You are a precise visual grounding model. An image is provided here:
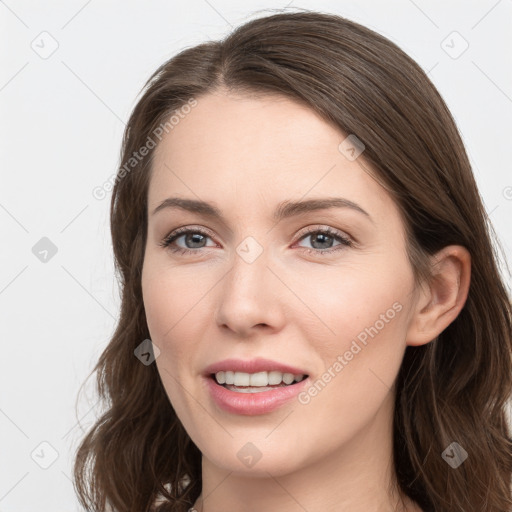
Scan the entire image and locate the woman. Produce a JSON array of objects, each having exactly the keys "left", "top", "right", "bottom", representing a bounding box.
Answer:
[{"left": 73, "top": 10, "right": 512, "bottom": 512}]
